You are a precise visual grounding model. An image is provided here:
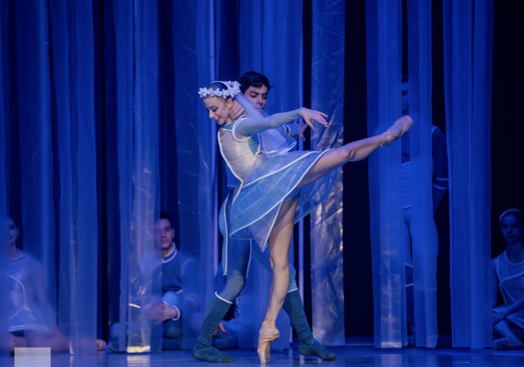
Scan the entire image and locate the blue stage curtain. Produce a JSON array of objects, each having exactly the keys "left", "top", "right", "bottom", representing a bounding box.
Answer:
[
  {"left": 1, "top": 0, "right": 100, "bottom": 353},
  {"left": 443, "top": 0, "right": 493, "bottom": 348},
  {"left": 112, "top": 0, "right": 162, "bottom": 353},
  {"left": 310, "top": 0, "right": 345, "bottom": 346},
  {"left": 48, "top": 0, "right": 99, "bottom": 354},
  {"left": 15, "top": 0, "right": 57, "bottom": 312},
  {"left": 133, "top": 0, "right": 162, "bottom": 352},
  {"left": 172, "top": 0, "right": 218, "bottom": 350},
  {"left": 235, "top": 0, "right": 303, "bottom": 350},
  {"left": 0, "top": 0, "right": 8, "bottom": 351},
  {"left": 406, "top": 0, "right": 439, "bottom": 348},
  {"left": 366, "top": 0, "right": 405, "bottom": 348},
  {"left": 112, "top": 0, "right": 134, "bottom": 352}
]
